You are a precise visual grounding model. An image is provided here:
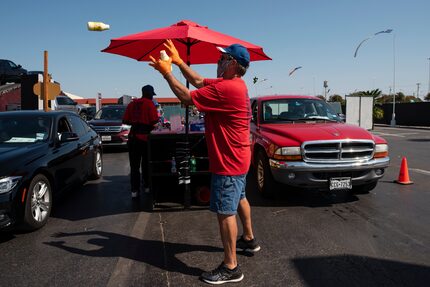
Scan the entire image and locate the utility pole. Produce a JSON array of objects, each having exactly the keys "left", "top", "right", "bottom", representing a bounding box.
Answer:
[
  {"left": 427, "top": 58, "right": 430, "bottom": 96},
  {"left": 323, "top": 80, "right": 328, "bottom": 100},
  {"left": 416, "top": 83, "right": 421, "bottom": 100}
]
